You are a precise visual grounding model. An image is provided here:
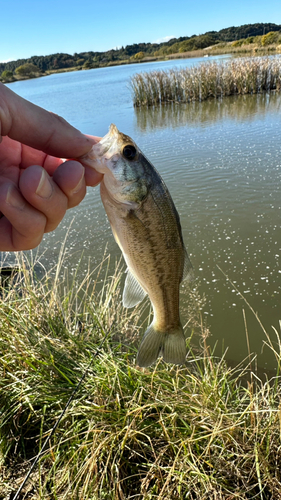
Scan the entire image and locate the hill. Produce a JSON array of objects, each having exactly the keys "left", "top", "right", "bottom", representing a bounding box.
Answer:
[{"left": 1, "top": 23, "right": 281, "bottom": 80}]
